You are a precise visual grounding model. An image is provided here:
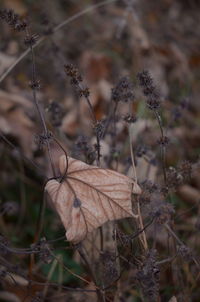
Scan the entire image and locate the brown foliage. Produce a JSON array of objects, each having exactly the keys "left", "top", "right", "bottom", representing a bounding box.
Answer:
[{"left": 45, "top": 155, "right": 141, "bottom": 243}]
